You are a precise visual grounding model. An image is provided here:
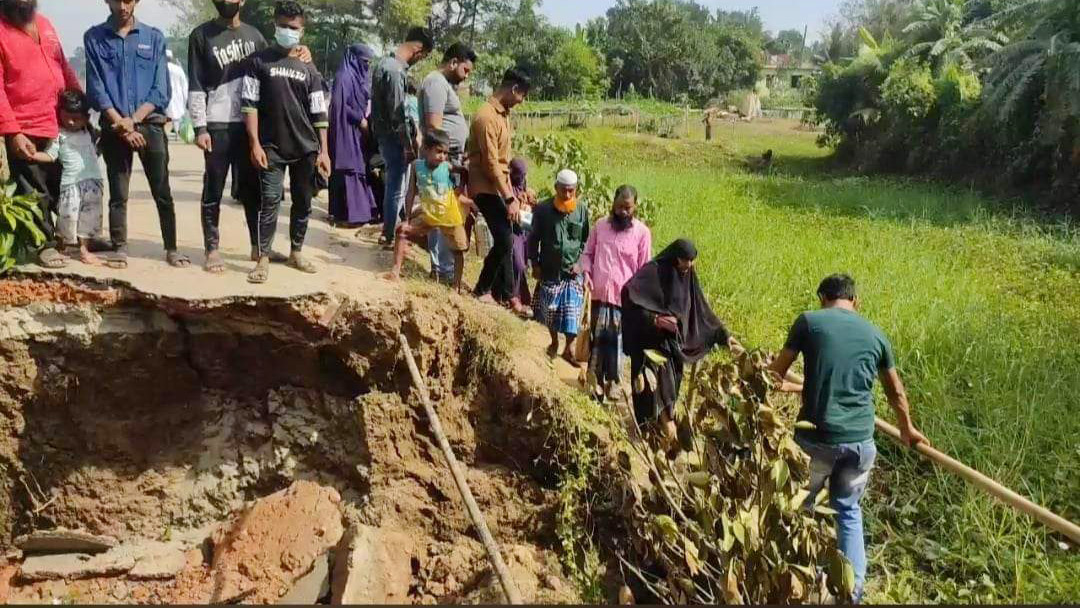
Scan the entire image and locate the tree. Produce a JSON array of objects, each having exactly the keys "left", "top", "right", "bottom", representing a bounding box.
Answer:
[
  {"left": 604, "top": 0, "right": 763, "bottom": 104},
  {"left": 902, "top": 0, "right": 1005, "bottom": 72},
  {"left": 767, "top": 29, "right": 807, "bottom": 58},
  {"left": 813, "top": 21, "right": 860, "bottom": 64},
  {"left": 984, "top": 0, "right": 1080, "bottom": 139},
  {"left": 481, "top": 0, "right": 573, "bottom": 98},
  {"left": 550, "top": 35, "right": 609, "bottom": 99},
  {"left": 839, "top": 0, "right": 916, "bottom": 44}
]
